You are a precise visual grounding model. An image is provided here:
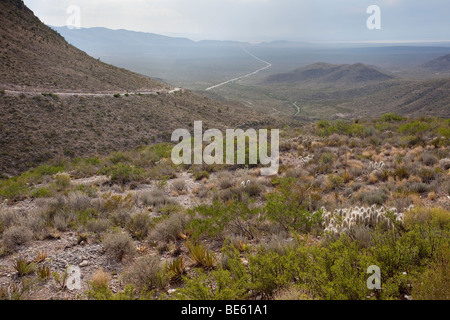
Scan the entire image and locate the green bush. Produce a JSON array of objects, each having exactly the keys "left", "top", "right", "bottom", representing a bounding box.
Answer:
[
  {"left": 187, "top": 201, "right": 259, "bottom": 240},
  {"left": 175, "top": 269, "right": 249, "bottom": 300},
  {"left": 264, "top": 179, "right": 322, "bottom": 233}
]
